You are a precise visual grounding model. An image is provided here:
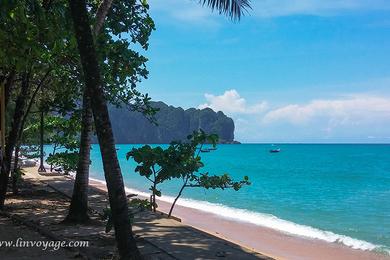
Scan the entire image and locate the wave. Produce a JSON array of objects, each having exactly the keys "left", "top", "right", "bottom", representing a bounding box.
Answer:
[{"left": 89, "top": 176, "right": 389, "bottom": 255}]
